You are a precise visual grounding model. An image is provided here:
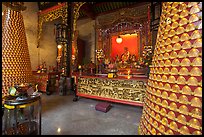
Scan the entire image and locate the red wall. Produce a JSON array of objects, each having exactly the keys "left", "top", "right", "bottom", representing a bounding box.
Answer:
[{"left": 111, "top": 34, "right": 139, "bottom": 60}]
